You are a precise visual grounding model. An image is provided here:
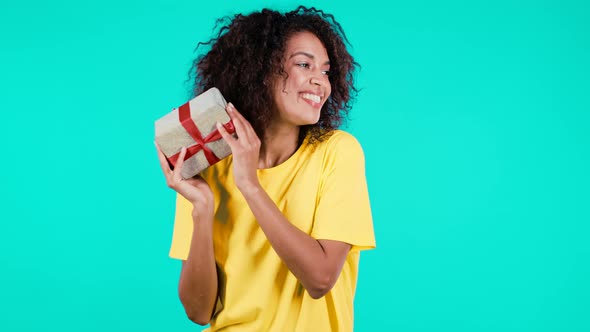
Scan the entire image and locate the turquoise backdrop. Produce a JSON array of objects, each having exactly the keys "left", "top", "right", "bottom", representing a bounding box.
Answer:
[{"left": 1, "top": 0, "right": 588, "bottom": 331}]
